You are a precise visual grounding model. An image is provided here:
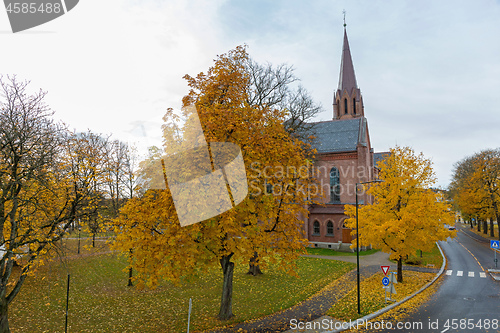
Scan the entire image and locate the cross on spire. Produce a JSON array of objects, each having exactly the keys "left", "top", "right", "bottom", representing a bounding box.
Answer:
[{"left": 343, "top": 9, "right": 346, "bottom": 27}]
